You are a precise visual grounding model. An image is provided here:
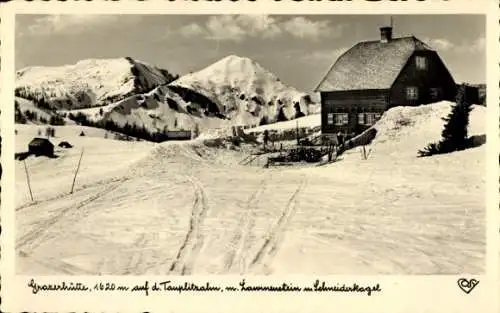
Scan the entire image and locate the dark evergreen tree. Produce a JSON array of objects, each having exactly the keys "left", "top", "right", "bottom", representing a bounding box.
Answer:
[
  {"left": 439, "top": 84, "right": 473, "bottom": 152},
  {"left": 276, "top": 107, "right": 288, "bottom": 122},
  {"left": 418, "top": 84, "right": 474, "bottom": 157},
  {"left": 36, "top": 97, "right": 50, "bottom": 110},
  {"left": 45, "top": 126, "right": 53, "bottom": 137},
  {"left": 15, "top": 111, "right": 27, "bottom": 124},
  {"left": 23, "top": 110, "right": 33, "bottom": 121},
  {"left": 295, "top": 111, "right": 305, "bottom": 119},
  {"left": 259, "top": 116, "right": 269, "bottom": 126},
  {"left": 124, "top": 122, "right": 132, "bottom": 134},
  {"left": 49, "top": 115, "right": 65, "bottom": 126},
  {"left": 15, "top": 102, "right": 27, "bottom": 123}
]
